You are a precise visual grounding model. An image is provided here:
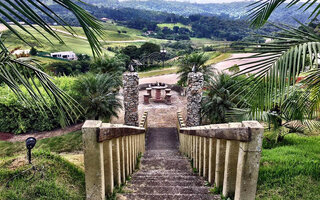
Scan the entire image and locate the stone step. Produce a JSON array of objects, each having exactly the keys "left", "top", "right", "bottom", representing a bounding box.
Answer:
[
  {"left": 125, "top": 186, "right": 211, "bottom": 194},
  {"left": 134, "top": 171, "right": 196, "bottom": 176},
  {"left": 117, "top": 193, "right": 220, "bottom": 200},
  {"left": 131, "top": 175, "right": 201, "bottom": 181},
  {"left": 128, "top": 180, "right": 205, "bottom": 187}
]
